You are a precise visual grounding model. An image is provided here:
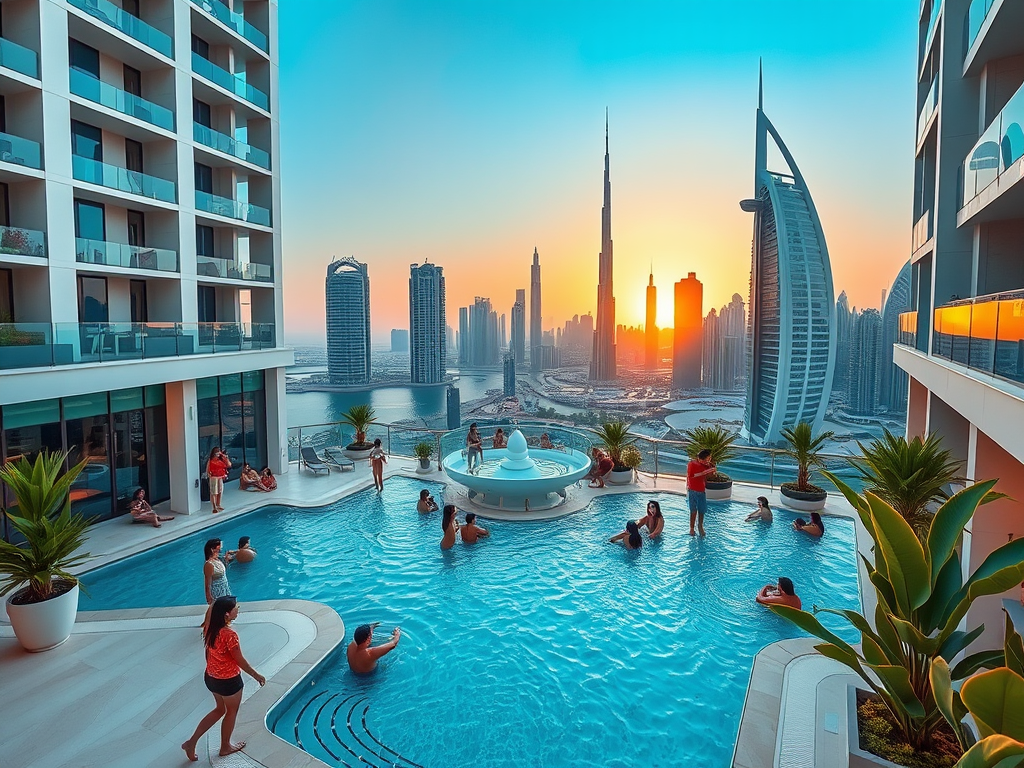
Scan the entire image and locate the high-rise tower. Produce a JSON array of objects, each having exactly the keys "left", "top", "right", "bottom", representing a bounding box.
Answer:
[
  {"left": 409, "top": 262, "right": 446, "bottom": 384},
  {"left": 511, "top": 288, "right": 526, "bottom": 368},
  {"left": 739, "top": 65, "right": 836, "bottom": 445},
  {"left": 847, "top": 308, "right": 883, "bottom": 416},
  {"left": 590, "top": 114, "right": 617, "bottom": 380},
  {"left": 672, "top": 272, "right": 703, "bottom": 390},
  {"left": 878, "top": 260, "right": 911, "bottom": 414},
  {"left": 326, "top": 257, "right": 370, "bottom": 385},
  {"left": 645, "top": 270, "right": 658, "bottom": 369},
  {"left": 530, "top": 248, "right": 542, "bottom": 371}
]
